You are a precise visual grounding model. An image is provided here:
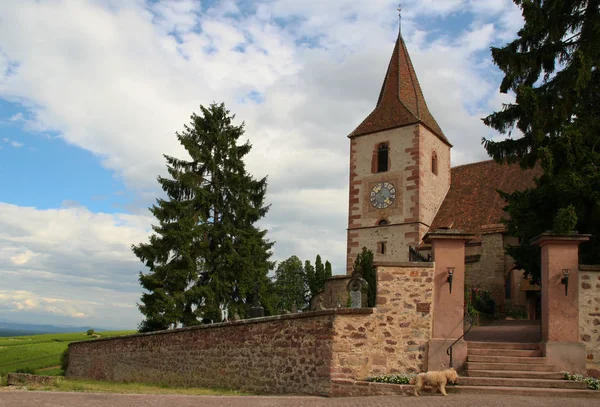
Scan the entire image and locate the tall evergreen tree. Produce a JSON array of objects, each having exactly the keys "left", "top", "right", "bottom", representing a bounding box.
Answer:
[
  {"left": 133, "top": 103, "right": 274, "bottom": 331},
  {"left": 315, "top": 255, "right": 325, "bottom": 292},
  {"left": 273, "top": 255, "right": 308, "bottom": 312},
  {"left": 353, "top": 247, "right": 376, "bottom": 307},
  {"left": 324, "top": 260, "right": 333, "bottom": 281},
  {"left": 304, "top": 260, "right": 317, "bottom": 298},
  {"left": 482, "top": 0, "right": 600, "bottom": 282}
]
